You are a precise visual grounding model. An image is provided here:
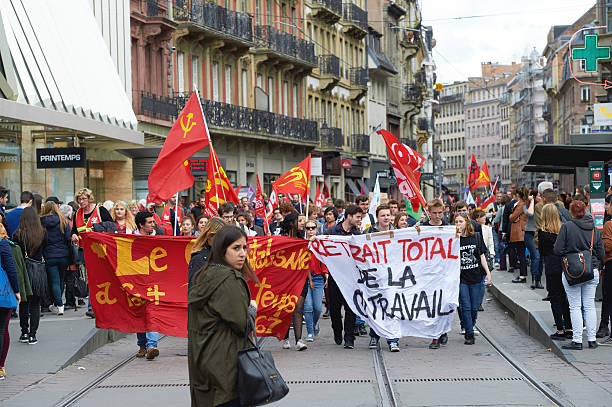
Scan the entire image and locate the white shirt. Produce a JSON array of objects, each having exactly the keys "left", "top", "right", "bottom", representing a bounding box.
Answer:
[{"left": 481, "top": 224, "right": 495, "bottom": 257}]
